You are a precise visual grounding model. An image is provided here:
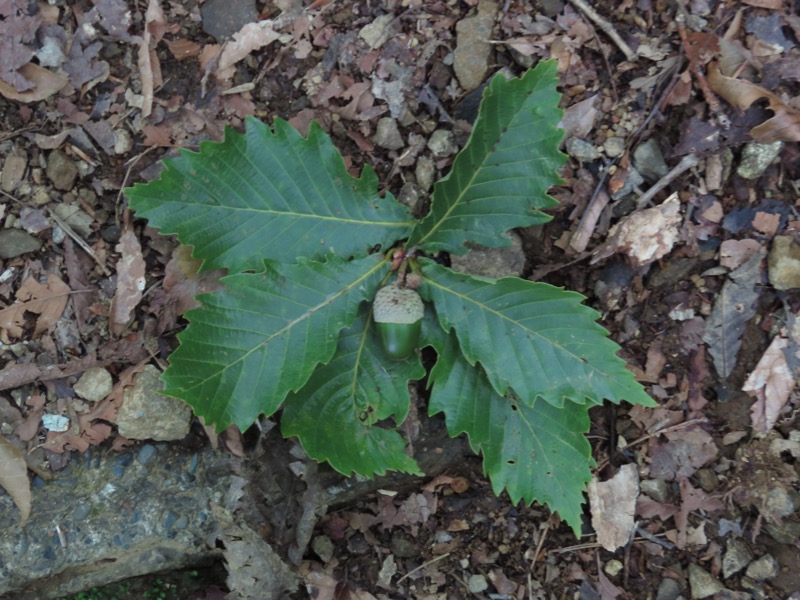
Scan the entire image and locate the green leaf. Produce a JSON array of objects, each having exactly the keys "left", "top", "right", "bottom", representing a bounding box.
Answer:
[
  {"left": 281, "top": 306, "right": 424, "bottom": 477},
  {"left": 162, "top": 254, "right": 387, "bottom": 431},
  {"left": 407, "top": 61, "right": 566, "bottom": 254},
  {"left": 428, "top": 332, "right": 592, "bottom": 536},
  {"left": 126, "top": 116, "right": 414, "bottom": 273},
  {"left": 420, "top": 261, "right": 655, "bottom": 409}
]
